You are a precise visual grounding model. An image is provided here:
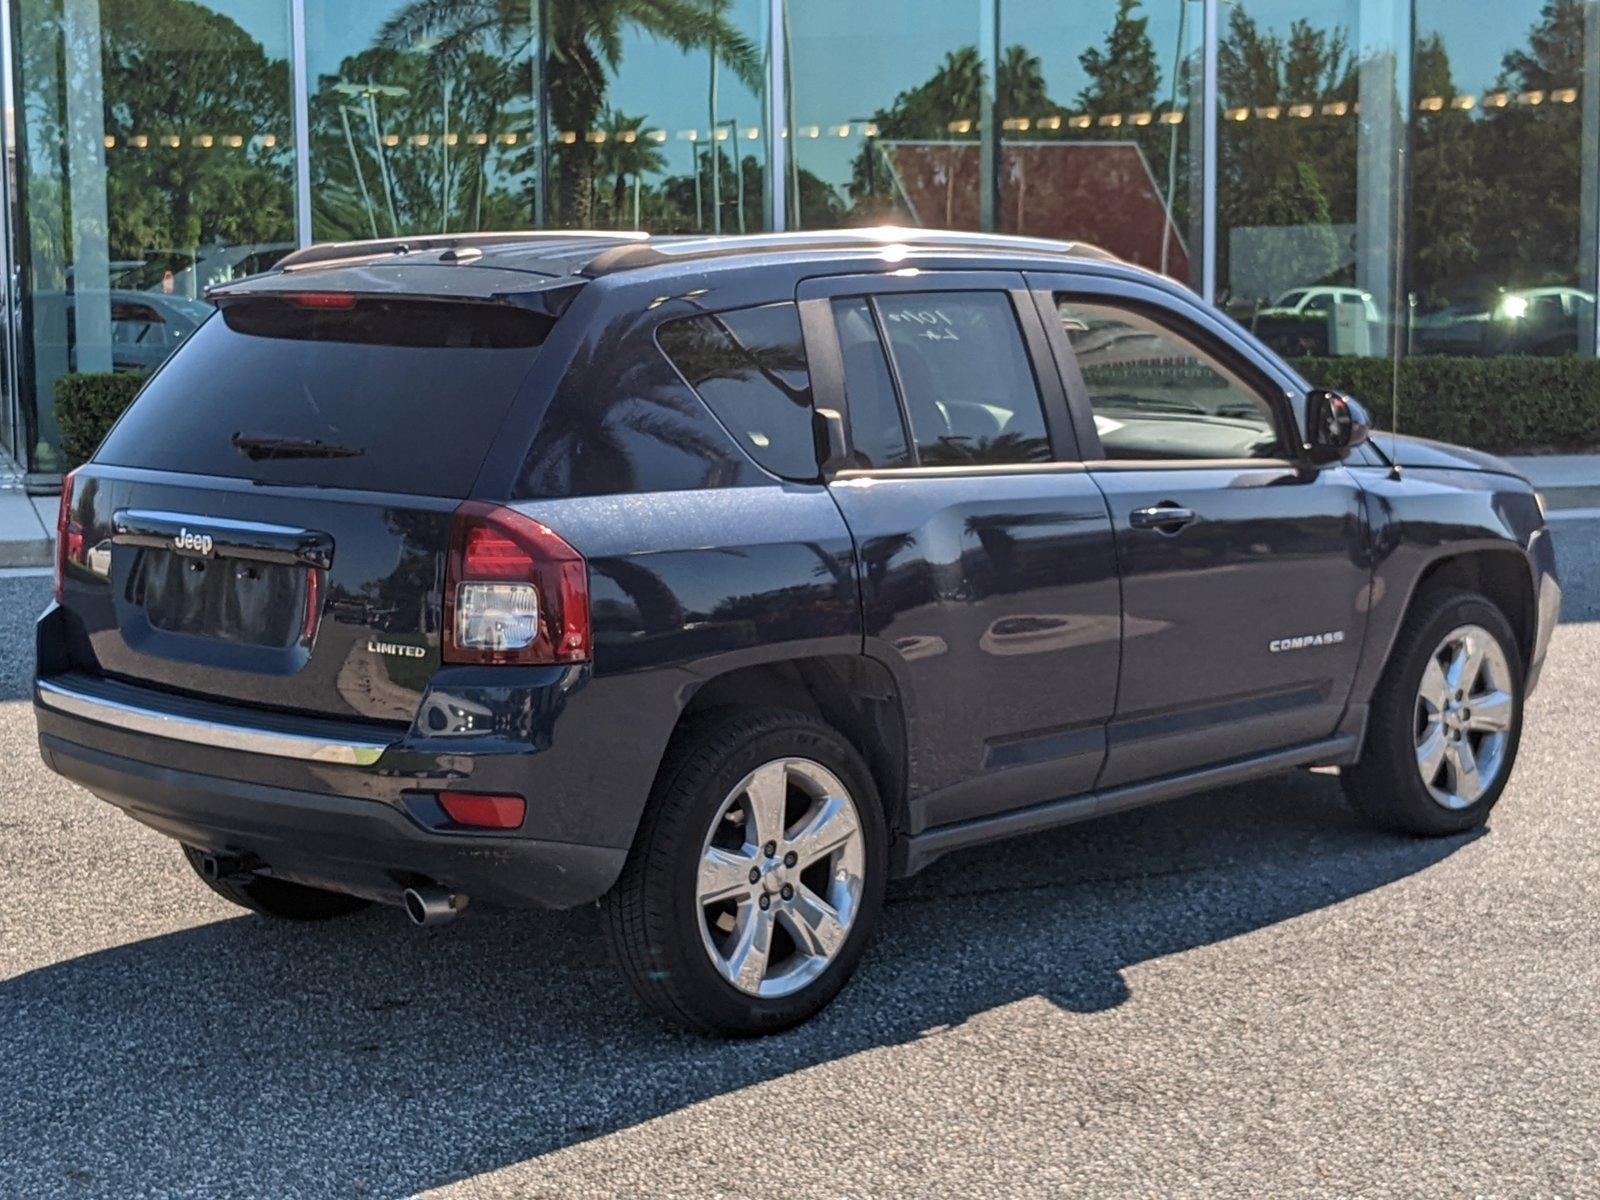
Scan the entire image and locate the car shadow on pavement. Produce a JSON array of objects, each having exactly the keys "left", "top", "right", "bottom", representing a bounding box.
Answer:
[{"left": 0, "top": 767, "right": 1475, "bottom": 1199}]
